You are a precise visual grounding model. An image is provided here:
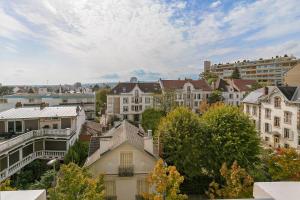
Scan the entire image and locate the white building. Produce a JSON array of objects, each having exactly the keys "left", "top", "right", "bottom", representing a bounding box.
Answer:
[
  {"left": 243, "top": 86, "right": 300, "bottom": 149},
  {"left": 159, "top": 79, "right": 212, "bottom": 113},
  {"left": 214, "top": 78, "right": 256, "bottom": 106},
  {"left": 0, "top": 190, "right": 46, "bottom": 200},
  {"left": 85, "top": 120, "right": 158, "bottom": 200},
  {"left": 107, "top": 80, "right": 161, "bottom": 122},
  {"left": 0, "top": 106, "right": 86, "bottom": 181}
]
